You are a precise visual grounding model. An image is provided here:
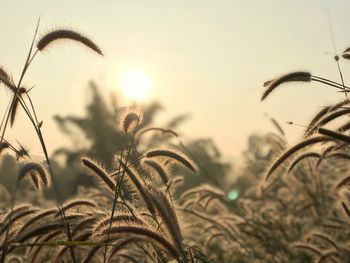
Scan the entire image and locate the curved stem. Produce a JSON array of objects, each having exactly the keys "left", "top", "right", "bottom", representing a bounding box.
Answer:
[
  {"left": 311, "top": 77, "right": 348, "bottom": 91},
  {"left": 312, "top": 75, "right": 350, "bottom": 89}
]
